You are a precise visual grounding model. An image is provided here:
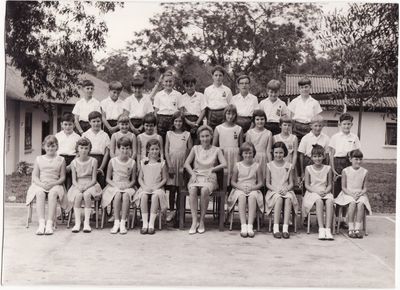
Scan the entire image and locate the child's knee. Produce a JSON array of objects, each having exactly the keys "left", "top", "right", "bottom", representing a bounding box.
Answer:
[
  {"left": 122, "top": 193, "right": 129, "bottom": 202},
  {"left": 189, "top": 187, "right": 198, "bottom": 197},
  {"left": 200, "top": 187, "right": 210, "bottom": 196},
  {"left": 36, "top": 191, "right": 46, "bottom": 200},
  {"left": 48, "top": 189, "right": 59, "bottom": 200},
  {"left": 238, "top": 194, "right": 246, "bottom": 203},
  {"left": 114, "top": 192, "right": 122, "bottom": 200},
  {"left": 315, "top": 199, "right": 323, "bottom": 206},
  {"left": 83, "top": 191, "right": 92, "bottom": 201},
  {"left": 357, "top": 202, "right": 365, "bottom": 209}
]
